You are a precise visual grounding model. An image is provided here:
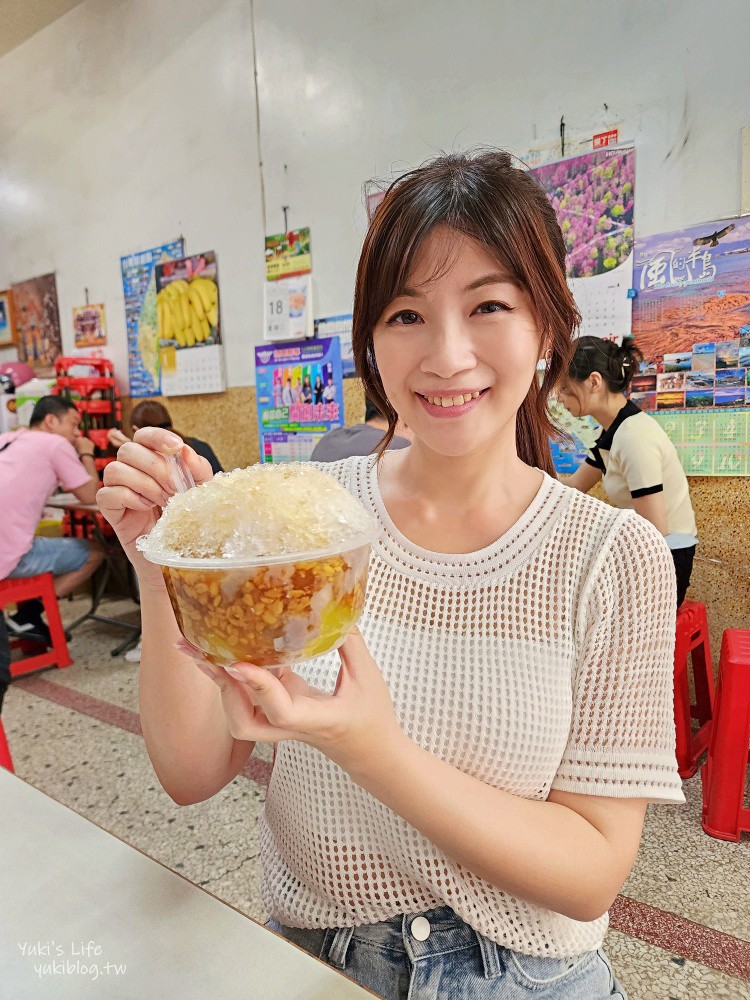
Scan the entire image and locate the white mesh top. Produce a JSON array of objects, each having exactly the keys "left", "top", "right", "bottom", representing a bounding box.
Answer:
[{"left": 260, "top": 455, "right": 684, "bottom": 958}]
